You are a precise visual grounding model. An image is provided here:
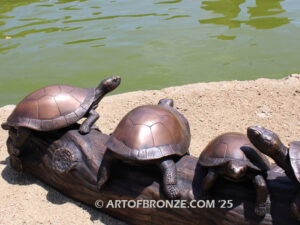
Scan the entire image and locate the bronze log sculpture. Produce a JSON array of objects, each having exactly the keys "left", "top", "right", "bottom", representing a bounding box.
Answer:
[
  {"left": 97, "top": 98, "right": 191, "bottom": 199},
  {"left": 198, "top": 132, "right": 271, "bottom": 216},
  {"left": 1, "top": 80, "right": 300, "bottom": 225},
  {"left": 247, "top": 126, "right": 300, "bottom": 220},
  {"left": 1, "top": 124, "right": 299, "bottom": 225}
]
